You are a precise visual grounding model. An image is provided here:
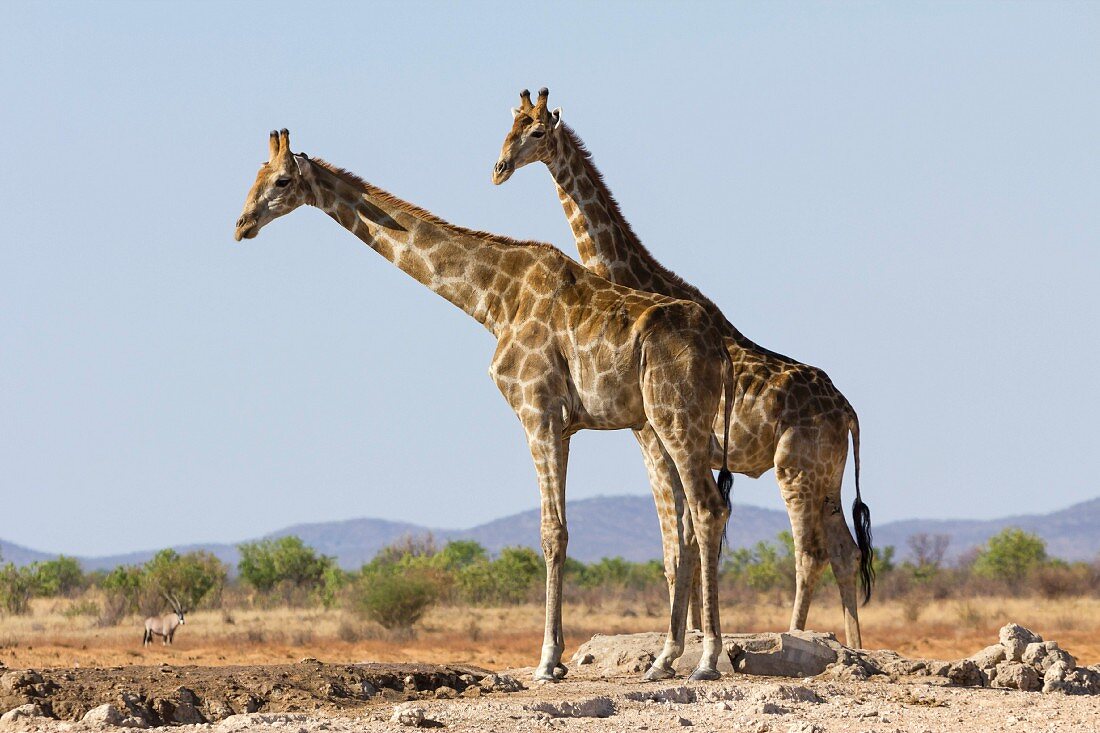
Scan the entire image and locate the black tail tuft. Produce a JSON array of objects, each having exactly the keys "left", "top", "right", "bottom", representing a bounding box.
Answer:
[
  {"left": 853, "top": 494, "right": 874, "bottom": 604},
  {"left": 849, "top": 409, "right": 874, "bottom": 605},
  {"left": 718, "top": 468, "right": 734, "bottom": 551}
]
